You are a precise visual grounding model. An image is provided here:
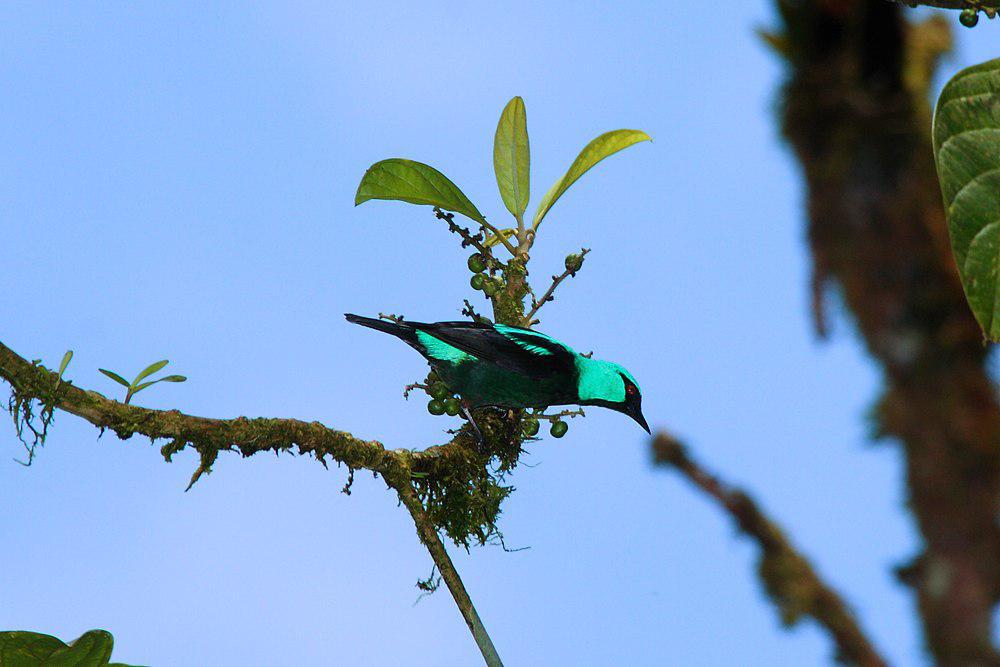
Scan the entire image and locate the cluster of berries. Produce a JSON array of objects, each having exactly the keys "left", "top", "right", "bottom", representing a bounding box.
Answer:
[
  {"left": 425, "top": 380, "right": 462, "bottom": 417},
  {"left": 423, "top": 376, "right": 569, "bottom": 439},
  {"left": 468, "top": 254, "right": 503, "bottom": 297}
]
